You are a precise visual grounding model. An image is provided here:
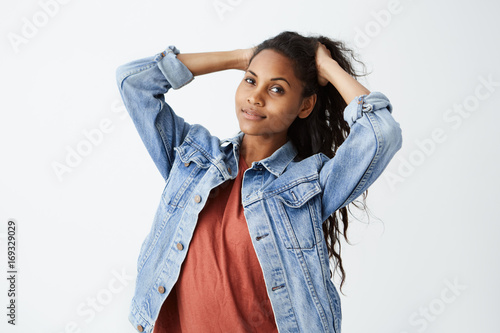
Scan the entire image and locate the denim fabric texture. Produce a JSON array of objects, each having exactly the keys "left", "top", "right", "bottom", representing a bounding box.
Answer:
[{"left": 116, "top": 45, "right": 403, "bottom": 333}]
